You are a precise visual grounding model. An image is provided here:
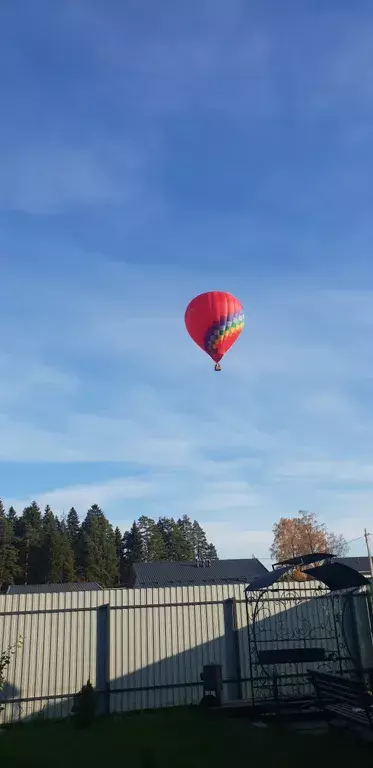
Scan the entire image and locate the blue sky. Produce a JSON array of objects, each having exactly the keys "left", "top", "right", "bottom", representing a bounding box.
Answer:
[{"left": 1, "top": 1, "right": 373, "bottom": 559}]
